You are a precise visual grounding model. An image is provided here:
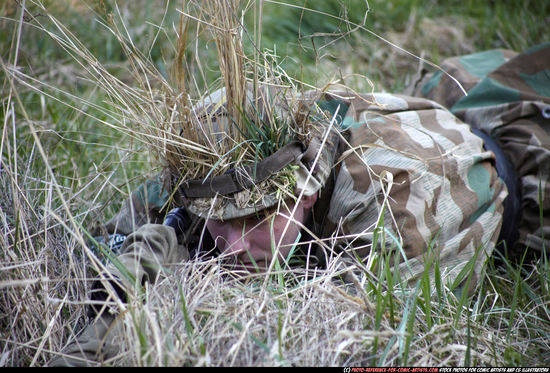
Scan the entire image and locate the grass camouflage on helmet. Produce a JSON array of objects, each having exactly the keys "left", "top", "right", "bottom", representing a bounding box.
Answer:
[
  {"left": 176, "top": 87, "right": 337, "bottom": 220},
  {"left": 163, "top": 1, "right": 337, "bottom": 220}
]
